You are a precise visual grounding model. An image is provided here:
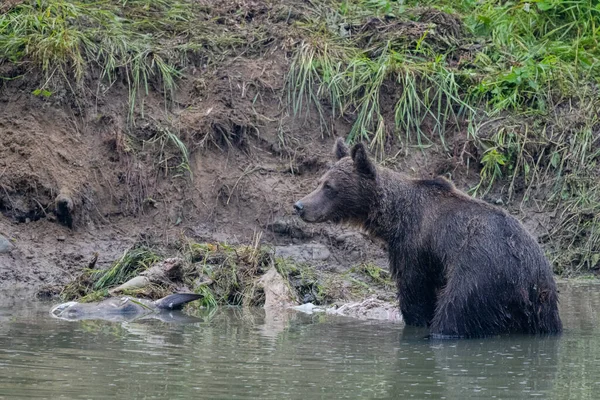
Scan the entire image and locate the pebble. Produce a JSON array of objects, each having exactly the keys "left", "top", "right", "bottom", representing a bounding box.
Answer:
[{"left": 0, "top": 235, "right": 14, "bottom": 254}]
